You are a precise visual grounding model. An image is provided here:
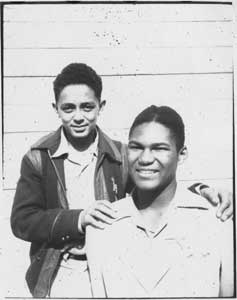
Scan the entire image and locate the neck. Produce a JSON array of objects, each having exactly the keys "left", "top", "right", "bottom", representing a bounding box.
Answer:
[
  {"left": 133, "top": 180, "right": 177, "bottom": 231},
  {"left": 64, "top": 128, "right": 97, "bottom": 151},
  {"left": 134, "top": 179, "right": 177, "bottom": 211}
]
